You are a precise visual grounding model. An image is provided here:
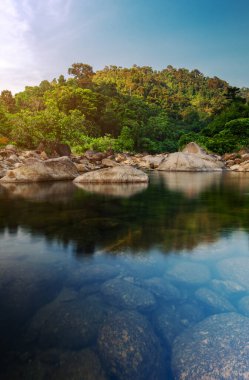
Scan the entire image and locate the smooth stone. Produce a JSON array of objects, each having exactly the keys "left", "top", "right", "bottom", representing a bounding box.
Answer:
[
  {"left": 74, "top": 165, "right": 149, "bottom": 183},
  {"left": 195, "top": 287, "right": 235, "bottom": 313},
  {"left": 153, "top": 302, "right": 204, "bottom": 347},
  {"left": 166, "top": 262, "right": 210, "bottom": 285},
  {"left": 158, "top": 152, "right": 224, "bottom": 172},
  {"left": 238, "top": 296, "right": 249, "bottom": 317},
  {"left": 0, "top": 157, "right": 78, "bottom": 183},
  {"left": 144, "top": 277, "right": 180, "bottom": 301},
  {"left": 50, "top": 349, "right": 108, "bottom": 380},
  {"left": 217, "top": 257, "right": 249, "bottom": 290},
  {"left": 210, "top": 279, "right": 246, "bottom": 295},
  {"left": 26, "top": 294, "right": 110, "bottom": 349},
  {"left": 2, "top": 349, "right": 107, "bottom": 380},
  {"left": 101, "top": 278, "right": 156, "bottom": 311},
  {"left": 172, "top": 312, "right": 249, "bottom": 379},
  {"left": 98, "top": 310, "right": 167, "bottom": 380},
  {"left": 0, "top": 262, "right": 63, "bottom": 346}
]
